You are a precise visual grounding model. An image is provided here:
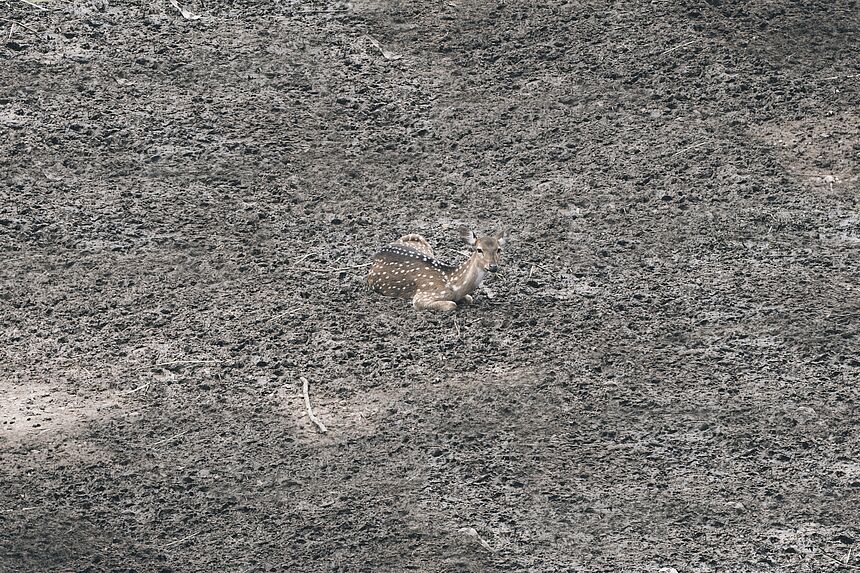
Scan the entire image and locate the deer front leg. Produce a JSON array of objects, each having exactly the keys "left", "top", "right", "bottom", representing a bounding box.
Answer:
[{"left": 413, "top": 295, "right": 457, "bottom": 312}]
